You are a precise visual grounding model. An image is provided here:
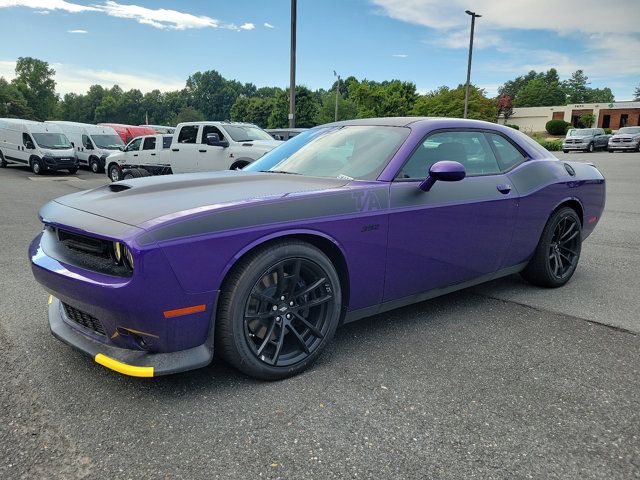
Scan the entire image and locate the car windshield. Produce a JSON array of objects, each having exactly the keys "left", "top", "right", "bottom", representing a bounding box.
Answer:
[
  {"left": 91, "top": 134, "right": 124, "bottom": 149},
  {"left": 567, "top": 129, "right": 594, "bottom": 137},
  {"left": 224, "top": 124, "right": 274, "bottom": 142},
  {"left": 618, "top": 127, "right": 640, "bottom": 135},
  {"left": 32, "top": 133, "right": 72, "bottom": 149},
  {"left": 248, "top": 125, "right": 409, "bottom": 180}
]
